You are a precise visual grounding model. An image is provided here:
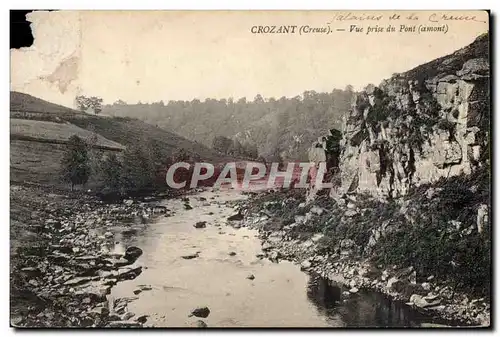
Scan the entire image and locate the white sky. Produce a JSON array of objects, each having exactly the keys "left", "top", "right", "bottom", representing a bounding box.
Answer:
[{"left": 10, "top": 10, "right": 489, "bottom": 108}]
